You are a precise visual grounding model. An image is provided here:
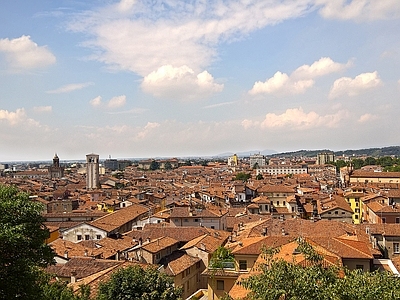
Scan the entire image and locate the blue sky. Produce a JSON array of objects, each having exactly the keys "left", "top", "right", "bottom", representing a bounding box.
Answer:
[{"left": 1, "top": 0, "right": 400, "bottom": 161}]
